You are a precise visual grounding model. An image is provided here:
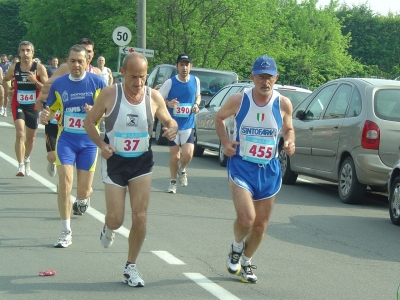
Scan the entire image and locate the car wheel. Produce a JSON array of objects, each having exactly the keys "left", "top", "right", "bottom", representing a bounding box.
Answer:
[
  {"left": 389, "top": 176, "right": 400, "bottom": 225},
  {"left": 218, "top": 142, "right": 228, "bottom": 167},
  {"left": 338, "top": 157, "right": 366, "bottom": 204},
  {"left": 155, "top": 120, "right": 168, "bottom": 145},
  {"left": 193, "top": 129, "right": 204, "bottom": 157},
  {"left": 278, "top": 143, "right": 297, "bottom": 185}
]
